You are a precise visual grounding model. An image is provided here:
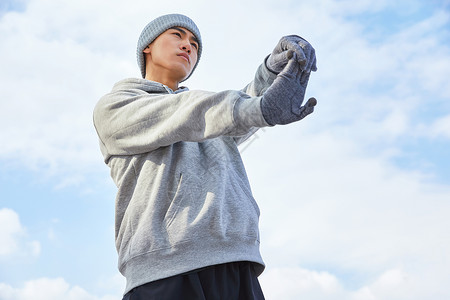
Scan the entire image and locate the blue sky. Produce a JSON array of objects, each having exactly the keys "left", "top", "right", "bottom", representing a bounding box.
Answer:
[{"left": 1, "top": 0, "right": 449, "bottom": 299}]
